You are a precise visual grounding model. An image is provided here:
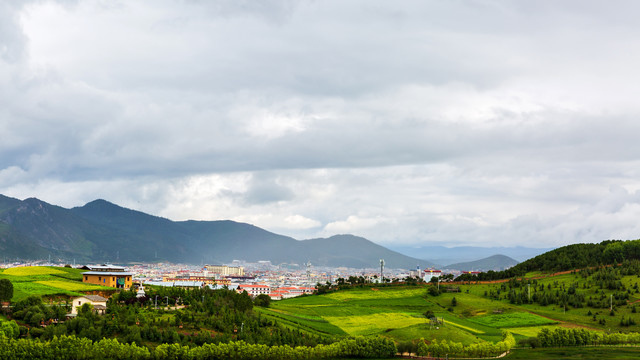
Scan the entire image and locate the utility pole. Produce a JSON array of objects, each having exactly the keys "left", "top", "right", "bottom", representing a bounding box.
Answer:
[
  {"left": 380, "top": 259, "right": 385, "bottom": 283},
  {"left": 610, "top": 294, "right": 613, "bottom": 312}
]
